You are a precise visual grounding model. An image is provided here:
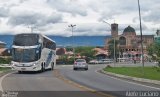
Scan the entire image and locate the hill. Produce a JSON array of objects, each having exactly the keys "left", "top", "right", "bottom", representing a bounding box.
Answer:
[{"left": 0, "top": 35, "right": 110, "bottom": 48}]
